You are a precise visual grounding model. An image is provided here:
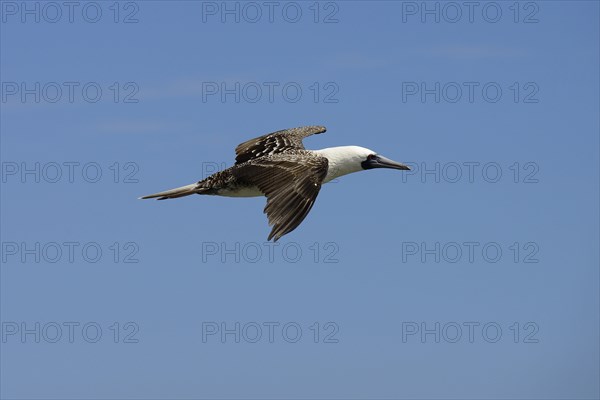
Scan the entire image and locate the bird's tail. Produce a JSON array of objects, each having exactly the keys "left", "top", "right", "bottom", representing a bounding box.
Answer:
[{"left": 139, "top": 183, "right": 201, "bottom": 200}]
